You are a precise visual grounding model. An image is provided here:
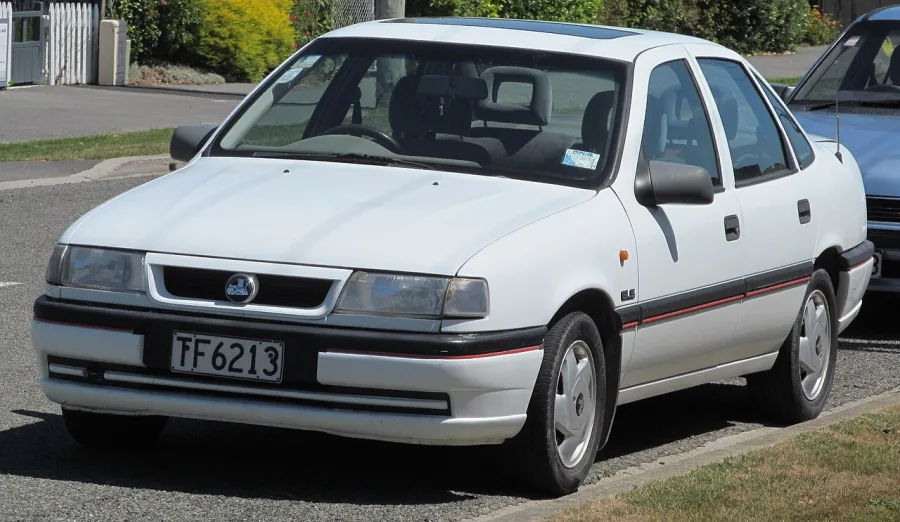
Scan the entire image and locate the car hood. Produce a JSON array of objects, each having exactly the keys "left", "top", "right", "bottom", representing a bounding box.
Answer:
[
  {"left": 792, "top": 110, "right": 900, "bottom": 198},
  {"left": 62, "top": 157, "right": 595, "bottom": 275}
]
